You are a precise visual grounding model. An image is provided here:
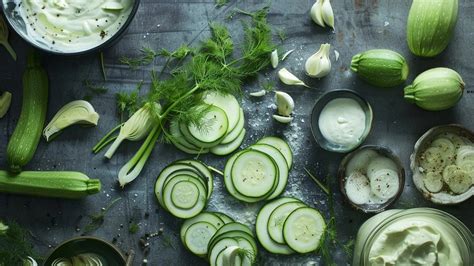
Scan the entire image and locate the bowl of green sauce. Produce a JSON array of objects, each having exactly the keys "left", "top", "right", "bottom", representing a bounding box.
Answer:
[{"left": 2, "top": 0, "right": 140, "bottom": 55}]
